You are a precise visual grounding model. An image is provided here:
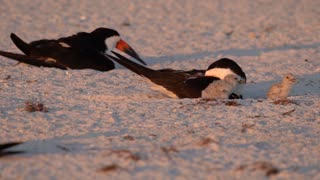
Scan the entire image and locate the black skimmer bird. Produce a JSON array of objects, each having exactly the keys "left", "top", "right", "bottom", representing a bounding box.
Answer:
[
  {"left": 0, "top": 28, "right": 146, "bottom": 71},
  {"left": 0, "top": 142, "right": 24, "bottom": 157},
  {"left": 107, "top": 50, "right": 246, "bottom": 99}
]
